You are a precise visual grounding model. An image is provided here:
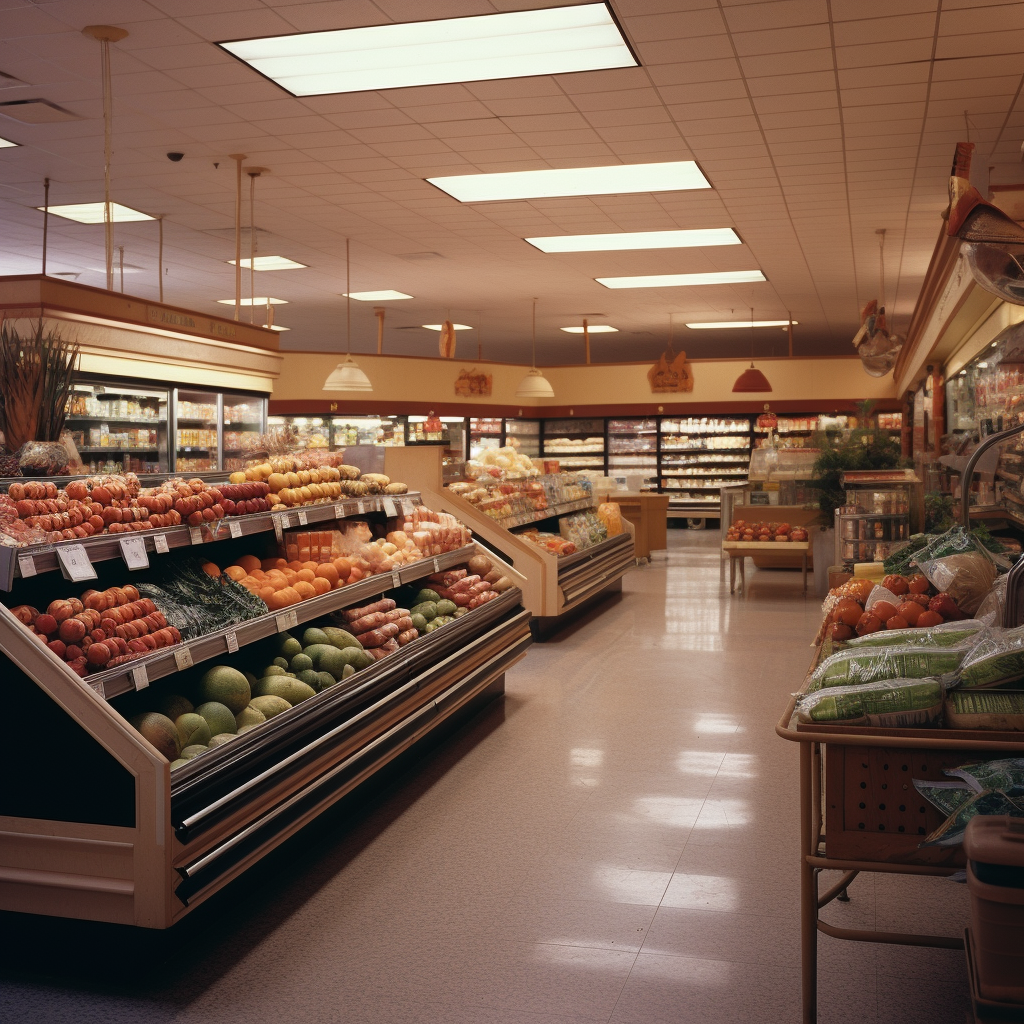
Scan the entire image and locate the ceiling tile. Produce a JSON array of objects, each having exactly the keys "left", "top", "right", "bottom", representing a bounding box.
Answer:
[
  {"left": 833, "top": 11, "right": 936, "bottom": 46},
  {"left": 622, "top": 8, "right": 727, "bottom": 41},
  {"left": 740, "top": 49, "right": 835, "bottom": 77},
  {"left": 936, "top": 28, "right": 1024, "bottom": 60},
  {"left": 836, "top": 38, "right": 936, "bottom": 70},
  {"left": 274, "top": 1, "right": 386, "bottom": 33},
  {"left": 637, "top": 35, "right": 736, "bottom": 64},
  {"left": 583, "top": 108, "right": 672, "bottom": 128},
  {"left": 646, "top": 58, "right": 742, "bottom": 86}
]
